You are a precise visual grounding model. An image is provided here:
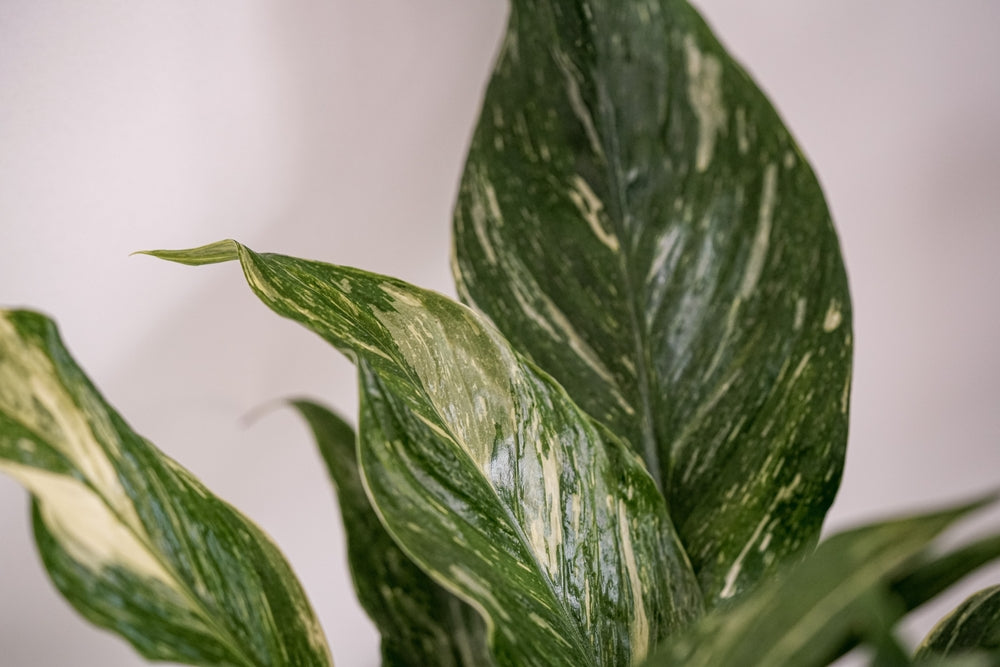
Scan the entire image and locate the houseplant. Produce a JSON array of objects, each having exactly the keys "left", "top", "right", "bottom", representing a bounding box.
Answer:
[{"left": 1, "top": 0, "right": 998, "bottom": 664}]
